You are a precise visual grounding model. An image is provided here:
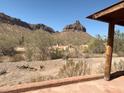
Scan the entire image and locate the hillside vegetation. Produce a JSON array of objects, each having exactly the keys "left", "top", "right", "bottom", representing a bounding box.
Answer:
[
  {"left": 53, "top": 31, "right": 92, "bottom": 45},
  {"left": 0, "top": 13, "right": 124, "bottom": 62}
]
